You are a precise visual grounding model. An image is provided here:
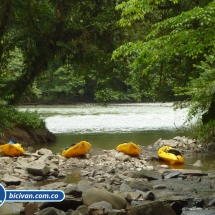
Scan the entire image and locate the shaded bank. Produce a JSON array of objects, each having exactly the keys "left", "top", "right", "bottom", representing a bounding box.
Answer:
[{"left": 0, "top": 127, "right": 56, "bottom": 146}]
